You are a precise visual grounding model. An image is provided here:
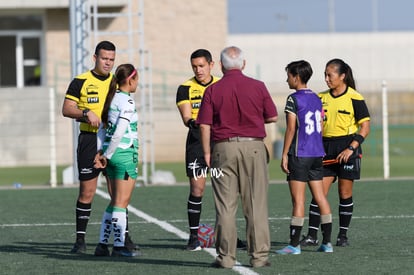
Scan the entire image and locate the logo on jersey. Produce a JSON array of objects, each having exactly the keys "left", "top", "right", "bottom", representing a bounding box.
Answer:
[
  {"left": 85, "top": 84, "right": 99, "bottom": 103},
  {"left": 192, "top": 102, "right": 201, "bottom": 109},
  {"left": 88, "top": 97, "right": 99, "bottom": 103}
]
